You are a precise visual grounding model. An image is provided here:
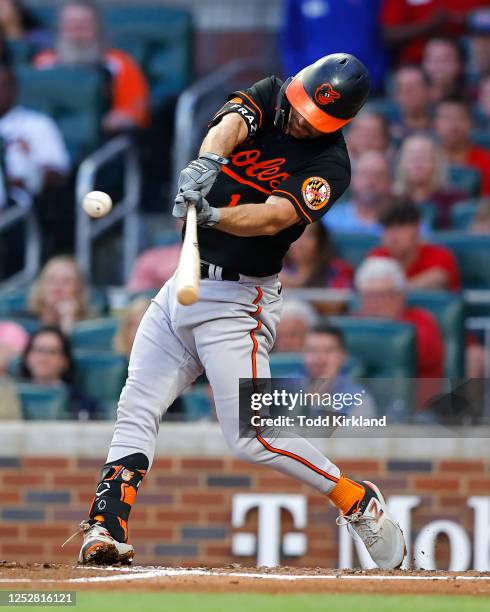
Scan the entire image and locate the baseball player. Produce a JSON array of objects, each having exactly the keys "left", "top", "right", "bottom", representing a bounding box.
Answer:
[{"left": 69, "top": 54, "right": 406, "bottom": 569}]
